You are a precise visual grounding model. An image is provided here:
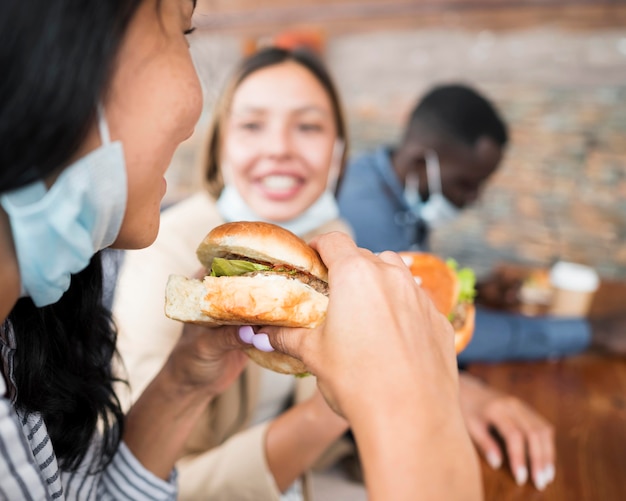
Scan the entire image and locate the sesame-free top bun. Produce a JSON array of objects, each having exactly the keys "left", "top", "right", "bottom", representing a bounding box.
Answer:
[
  {"left": 399, "top": 252, "right": 459, "bottom": 316},
  {"left": 398, "top": 251, "right": 474, "bottom": 354},
  {"left": 196, "top": 221, "right": 328, "bottom": 281}
]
